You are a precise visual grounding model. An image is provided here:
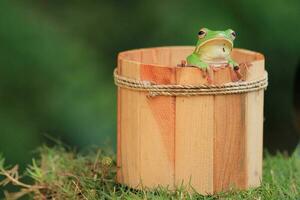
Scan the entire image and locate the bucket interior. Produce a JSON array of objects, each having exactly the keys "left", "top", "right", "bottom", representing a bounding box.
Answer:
[{"left": 119, "top": 46, "right": 264, "bottom": 67}]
